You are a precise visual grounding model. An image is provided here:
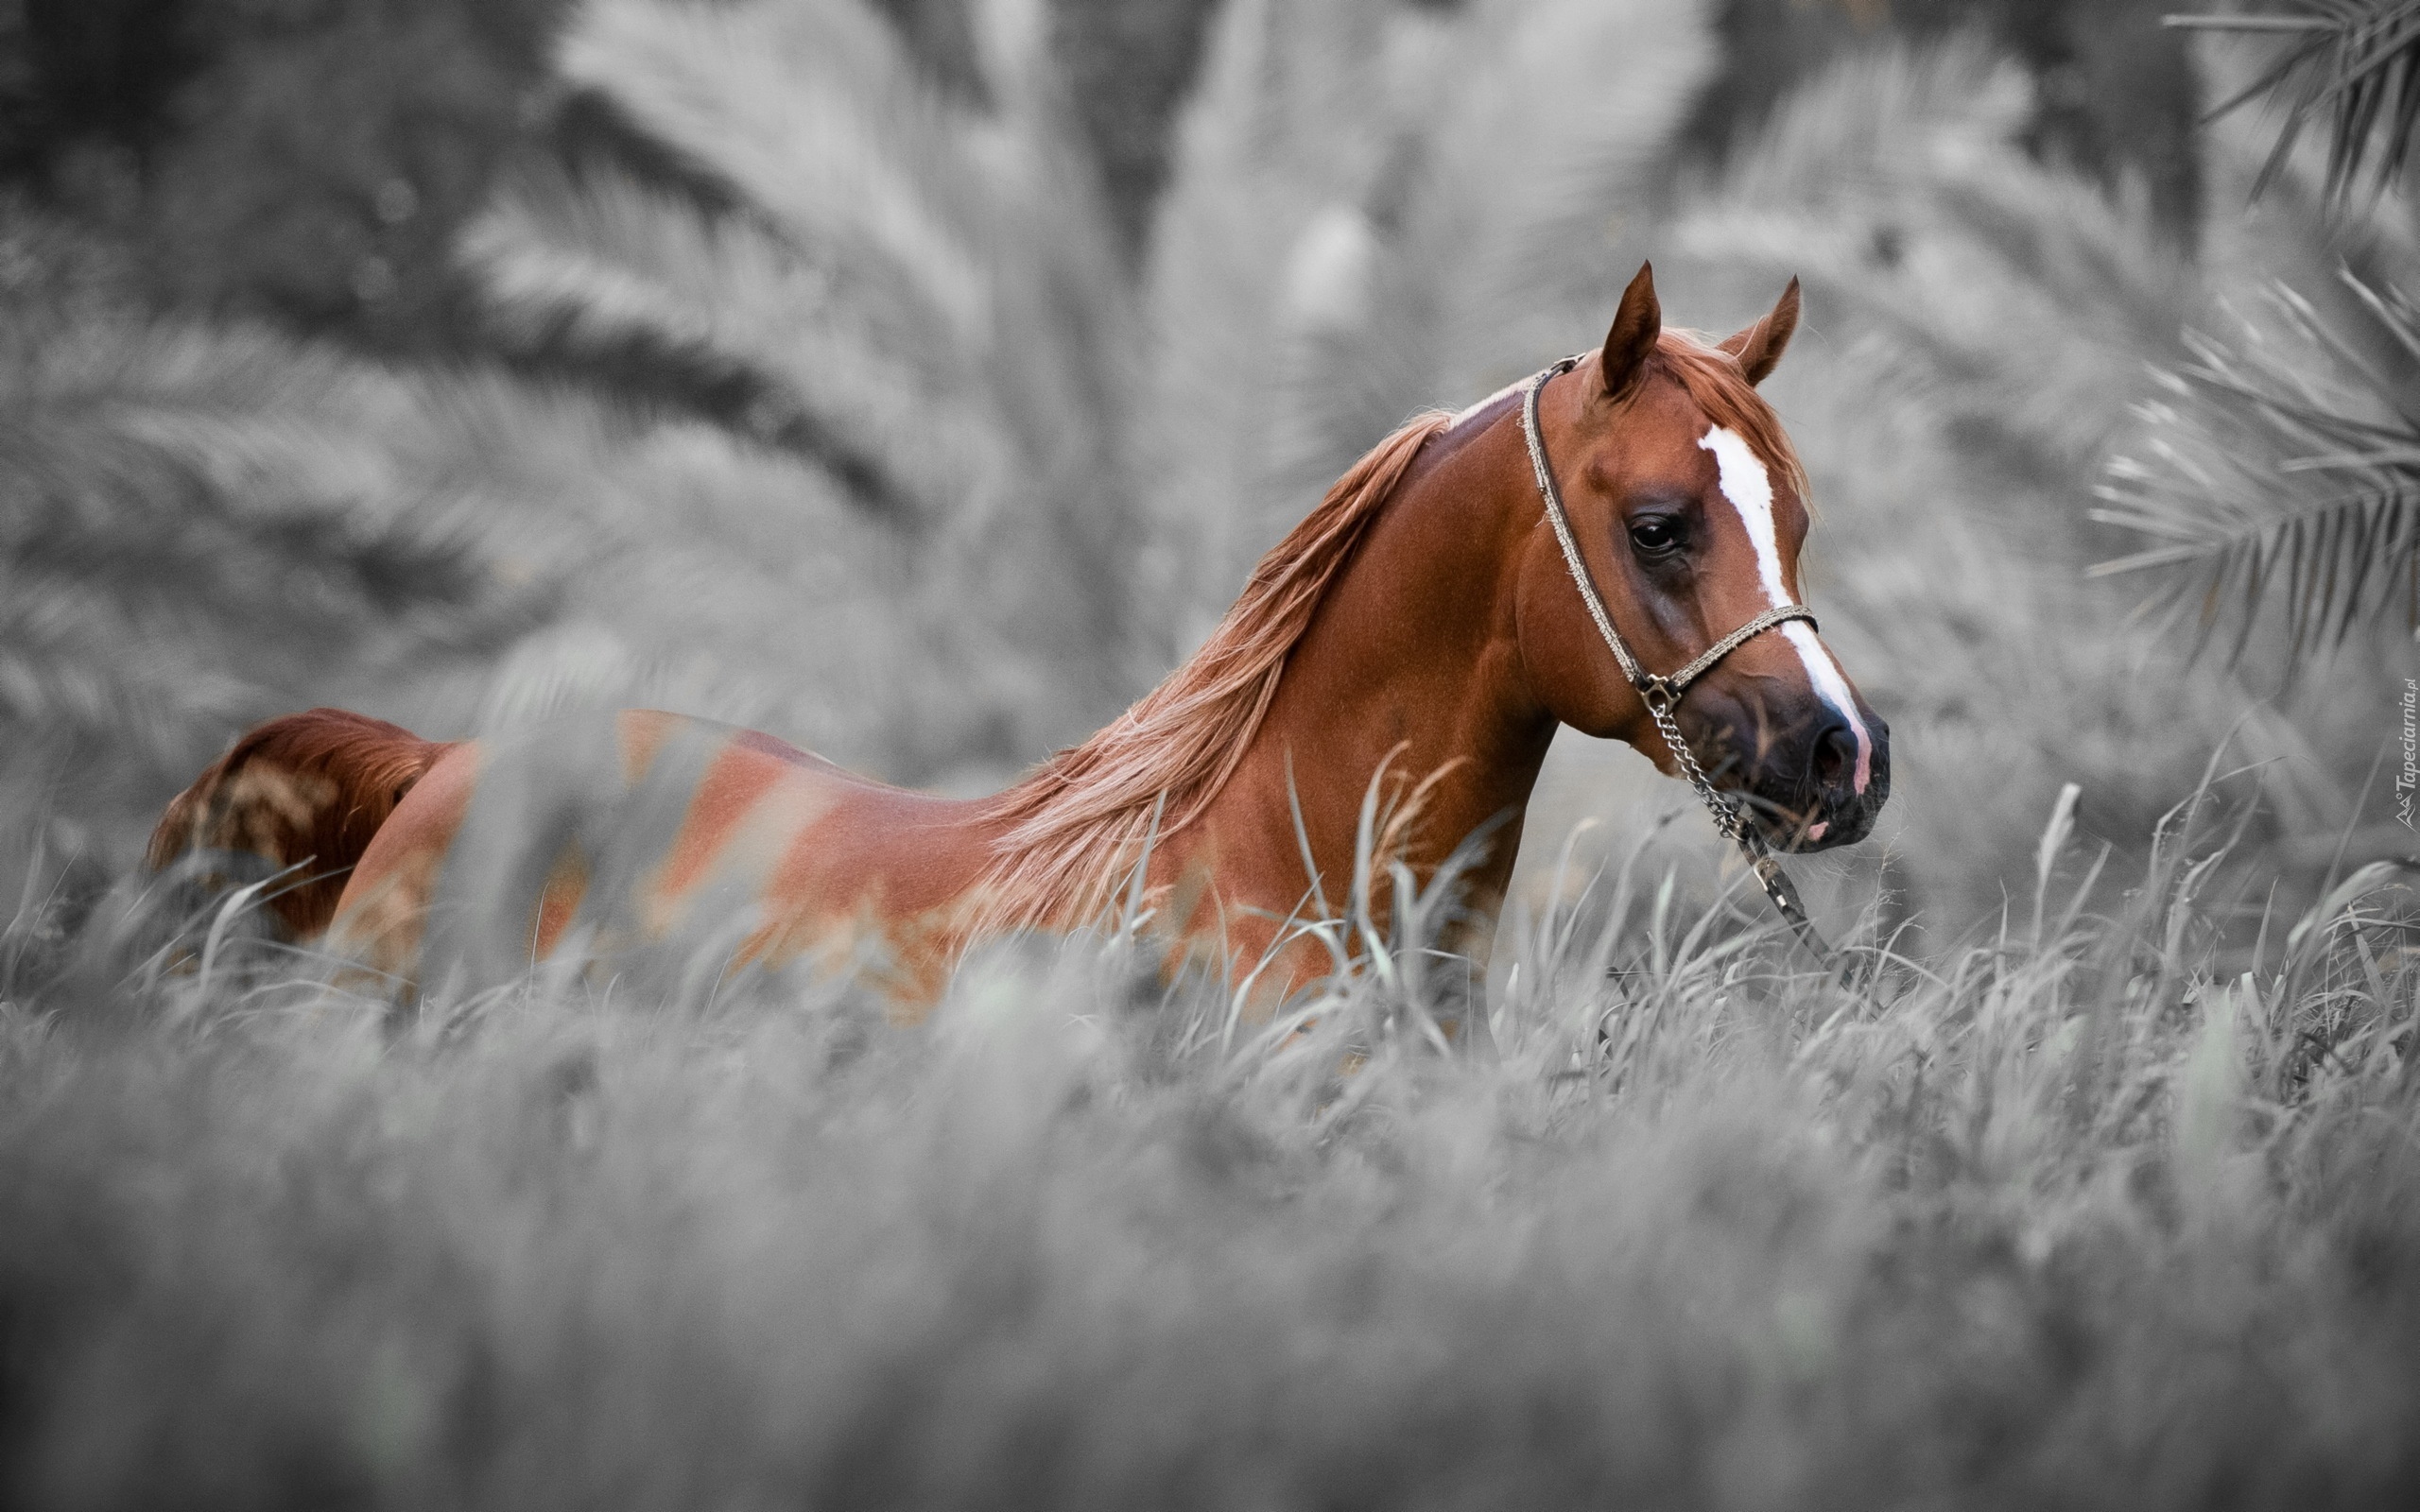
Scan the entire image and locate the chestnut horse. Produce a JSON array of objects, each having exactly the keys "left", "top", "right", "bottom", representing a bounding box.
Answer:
[{"left": 151, "top": 265, "right": 1888, "bottom": 1008}]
